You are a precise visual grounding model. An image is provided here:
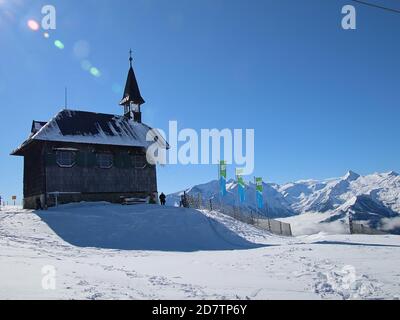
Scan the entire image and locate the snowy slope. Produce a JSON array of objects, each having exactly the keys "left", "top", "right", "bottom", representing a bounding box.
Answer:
[
  {"left": 167, "top": 171, "right": 400, "bottom": 233},
  {"left": 1, "top": 203, "right": 400, "bottom": 300},
  {"left": 33, "top": 202, "right": 262, "bottom": 251}
]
